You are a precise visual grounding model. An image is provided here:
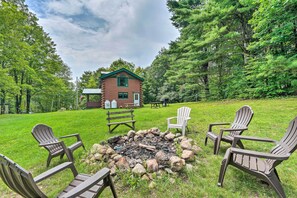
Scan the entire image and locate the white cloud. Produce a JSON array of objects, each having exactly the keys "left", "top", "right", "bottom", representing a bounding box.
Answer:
[{"left": 27, "top": 0, "right": 179, "bottom": 79}]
